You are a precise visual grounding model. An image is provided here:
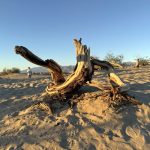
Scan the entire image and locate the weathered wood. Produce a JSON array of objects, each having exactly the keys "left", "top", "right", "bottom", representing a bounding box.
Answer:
[
  {"left": 102, "top": 91, "right": 142, "bottom": 110},
  {"left": 15, "top": 46, "right": 65, "bottom": 85},
  {"left": 109, "top": 61, "right": 124, "bottom": 69},
  {"left": 15, "top": 39, "right": 92, "bottom": 97},
  {"left": 90, "top": 57, "right": 114, "bottom": 73},
  {"left": 15, "top": 39, "right": 142, "bottom": 114},
  {"left": 15, "top": 44, "right": 129, "bottom": 94},
  {"left": 135, "top": 58, "right": 150, "bottom": 68},
  {"left": 46, "top": 39, "right": 92, "bottom": 97},
  {"left": 90, "top": 57, "right": 127, "bottom": 90},
  {"left": 136, "top": 59, "right": 140, "bottom": 68}
]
